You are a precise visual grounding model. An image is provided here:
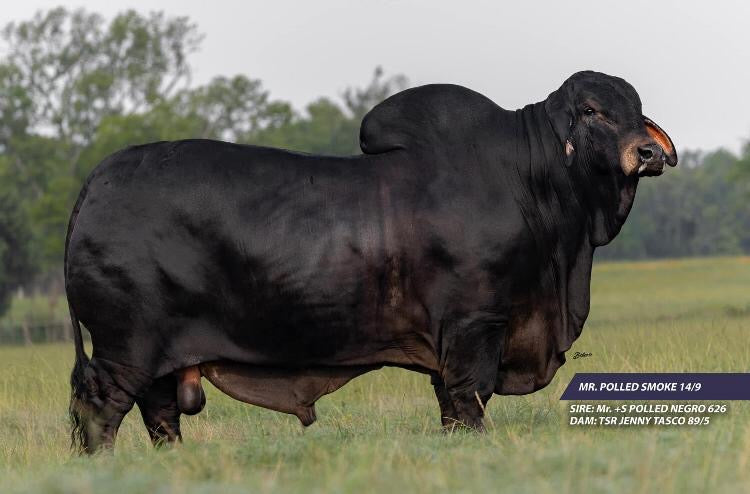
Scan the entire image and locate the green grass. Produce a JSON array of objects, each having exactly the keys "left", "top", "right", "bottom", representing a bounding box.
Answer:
[{"left": 1, "top": 257, "right": 750, "bottom": 493}]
